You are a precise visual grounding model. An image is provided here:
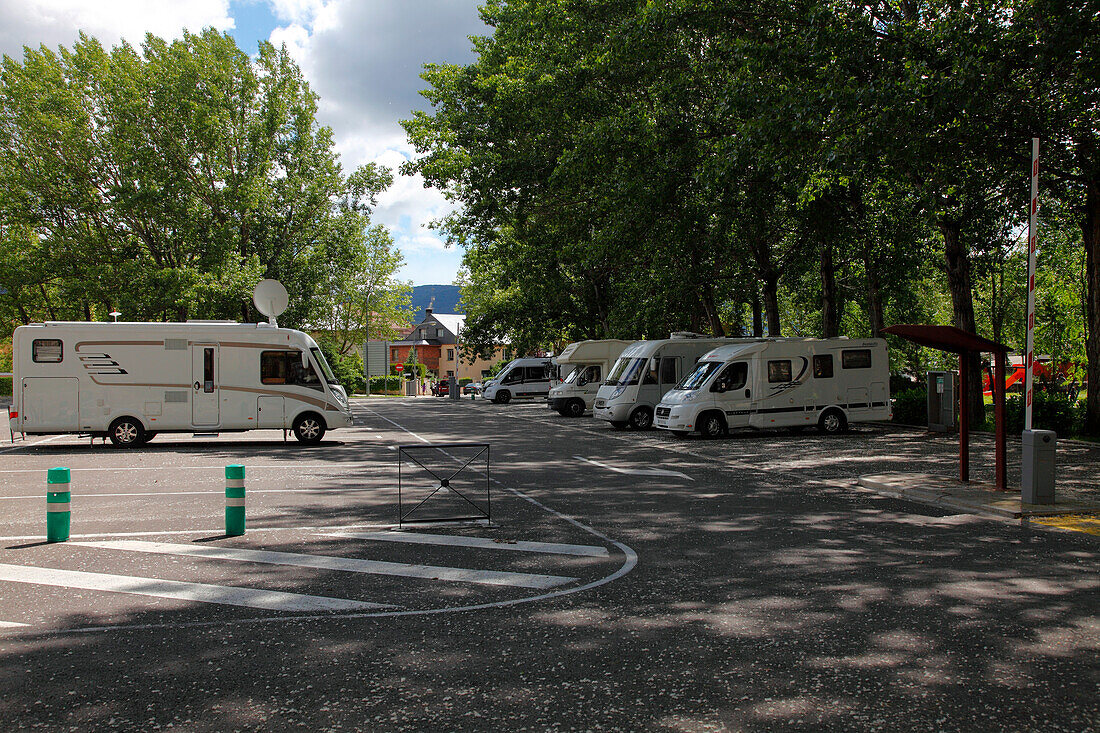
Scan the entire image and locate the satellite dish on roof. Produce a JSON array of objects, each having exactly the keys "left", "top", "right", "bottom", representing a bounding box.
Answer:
[{"left": 253, "top": 279, "right": 289, "bottom": 326}]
